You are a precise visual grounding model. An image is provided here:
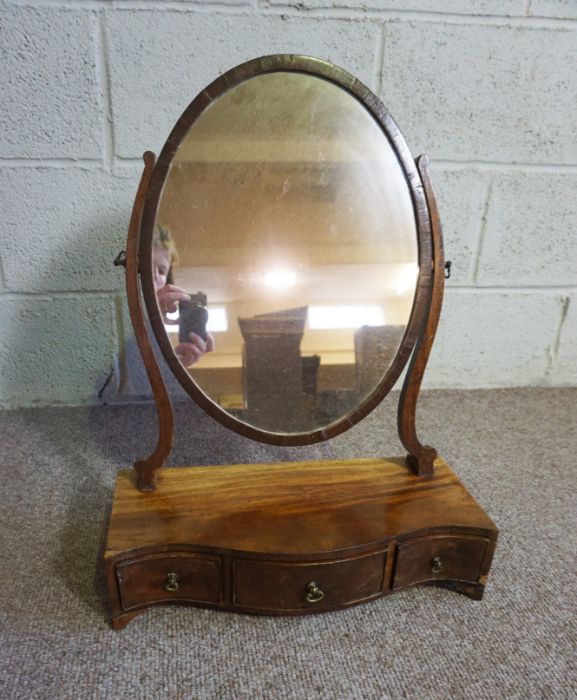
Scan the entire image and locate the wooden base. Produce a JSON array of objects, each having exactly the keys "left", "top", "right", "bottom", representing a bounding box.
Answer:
[{"left": 104, "top": 457, "right": 498, "bottom": 629}]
